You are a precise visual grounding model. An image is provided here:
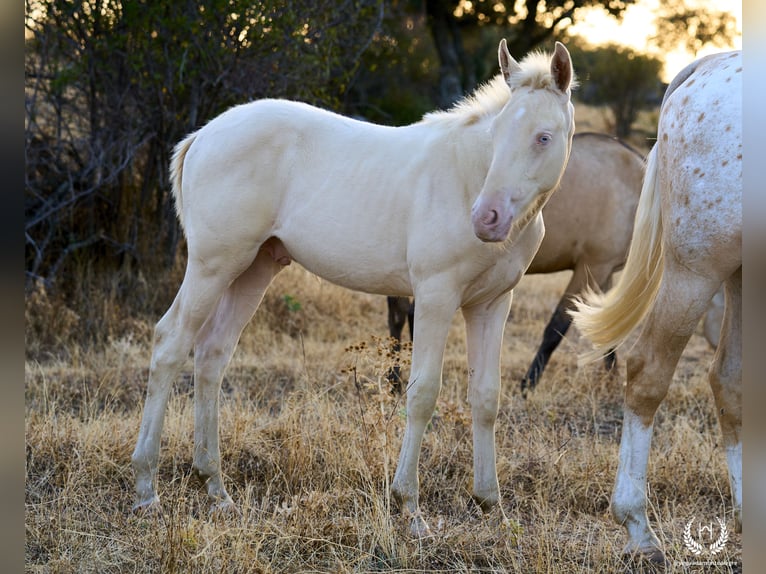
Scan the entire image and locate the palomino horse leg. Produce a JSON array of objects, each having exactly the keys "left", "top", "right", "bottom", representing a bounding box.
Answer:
[
  {"left": 521, "top": 262, "right": 614, "bottom": 395},
  {"left": 707, "top": 268, "right": 742, "bottom": 531},
  {"left": 613, "top": 260, "right": 720, "bottom": 561},
  {"left": 391, "top": 289, "right": 458, "bottom": 536},
  {"left": 191, "top": 248, "right": 286, "bottom": 514},
  {"left": 598, "top": 274, "right": 618, "bottom": 373},
  {"left": 131, "top": 259, "right": 247, "bottom": 512},
  {"left": 703, "top": 286, "right": 725, "bottom": 349},
  {"left": 520, "top": 295, "right": 570, "bottom": 396},
  {"left": 386, "top": 296, "right": 412, "bottom": 393},
  {"left": 462, "top": 291, "right": 513, "bottom": 514}
]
